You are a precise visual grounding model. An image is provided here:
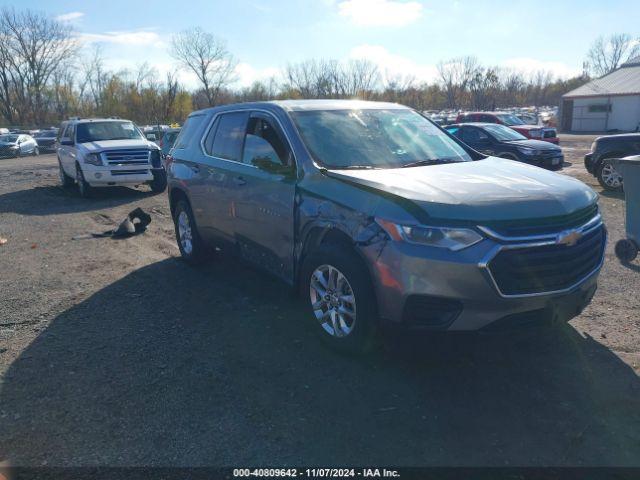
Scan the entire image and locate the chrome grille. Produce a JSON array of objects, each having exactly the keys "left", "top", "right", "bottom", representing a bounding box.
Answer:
[{"left": 103, "top": 149, "right": 150, "bottom": 166}]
